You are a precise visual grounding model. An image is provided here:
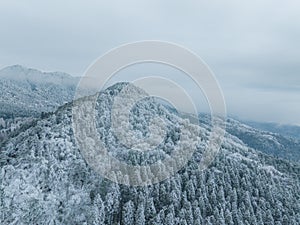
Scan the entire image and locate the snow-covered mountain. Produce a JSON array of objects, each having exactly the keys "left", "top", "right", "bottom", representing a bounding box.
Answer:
[
  {"left": 224, "top": 118, "right": 300, "bottom": 163},
  {"left": 1, "top": 64, "right": 299, "bottom": 163},
  {"left": 244, "top": 121, "right": 300, "bottom": 140},
  {"left": 0, "top": 65, "right": 79, "bottom": 118},
  {"left": 1, "top": 83, "right": 299, "bottom": 224},
  {"left": 180, "top": 112, "right": 300, "bottom": 163}
]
